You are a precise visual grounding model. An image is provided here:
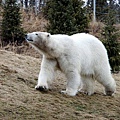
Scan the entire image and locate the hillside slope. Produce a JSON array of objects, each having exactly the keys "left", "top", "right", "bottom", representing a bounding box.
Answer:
[{"left": 0, "top": 50, "right": 120, "bottom": 120}]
